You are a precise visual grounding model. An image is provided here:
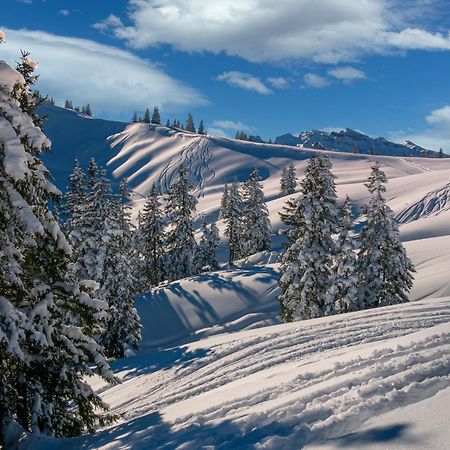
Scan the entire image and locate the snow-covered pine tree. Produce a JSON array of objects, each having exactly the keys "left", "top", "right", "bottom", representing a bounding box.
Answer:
[
  {"left": 63, "top": 158, "right": 86, "bottom": 236},
  {"left": 85, "top": 103, "right": 92, "bottom": 116},
  {"left": 280, "top": 166, "right": 288, "bottom": 195},
  {"left": 219, "top": 182, "right": 230, "bottom": 220},
  {"left": 164, "top": 165, "right": 198, "bottom": 281},
  {"left": 151, "top": 106, "right": 161, "bottom": 125},
  {"left": 140, "top": 183, "right": 165, "bottom": 288},
  {"left": 69, "top": 158, "right": 112, "bottom": 283},
  {"left": 100, "top": 179, "right": 141, "bottom": 358},
  {"left": 278, "top": 155, "right": 338, "bottom": 321},
  {"left": 185, "top": 113, "right": 196, "bottom": 132},
  {"left": 196, "top": 218, "right": 220, "bottom": 271},
  {"left": 325, "top": 196, "right": 360, "bottom": 314},
  {"left": 0, "top": 55, "right": 115, "bottom": 439},
  {"left": 280, "top": 163, "right": 297, "bottom": 196},
  {"left": 224, "top": 177, "right": 243, "bottom": 265},
  {"left": 143, "top": 108, "right": 150, "bottom": 123},
  {"left": 357, "top": 163, "right": 415, "bottom": 308},
  {"left": 197, "top": 120, "right": 206, "bottom": 135},
  {"left": 241, "top": 169, "right": 271, "bottom": 257}
]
